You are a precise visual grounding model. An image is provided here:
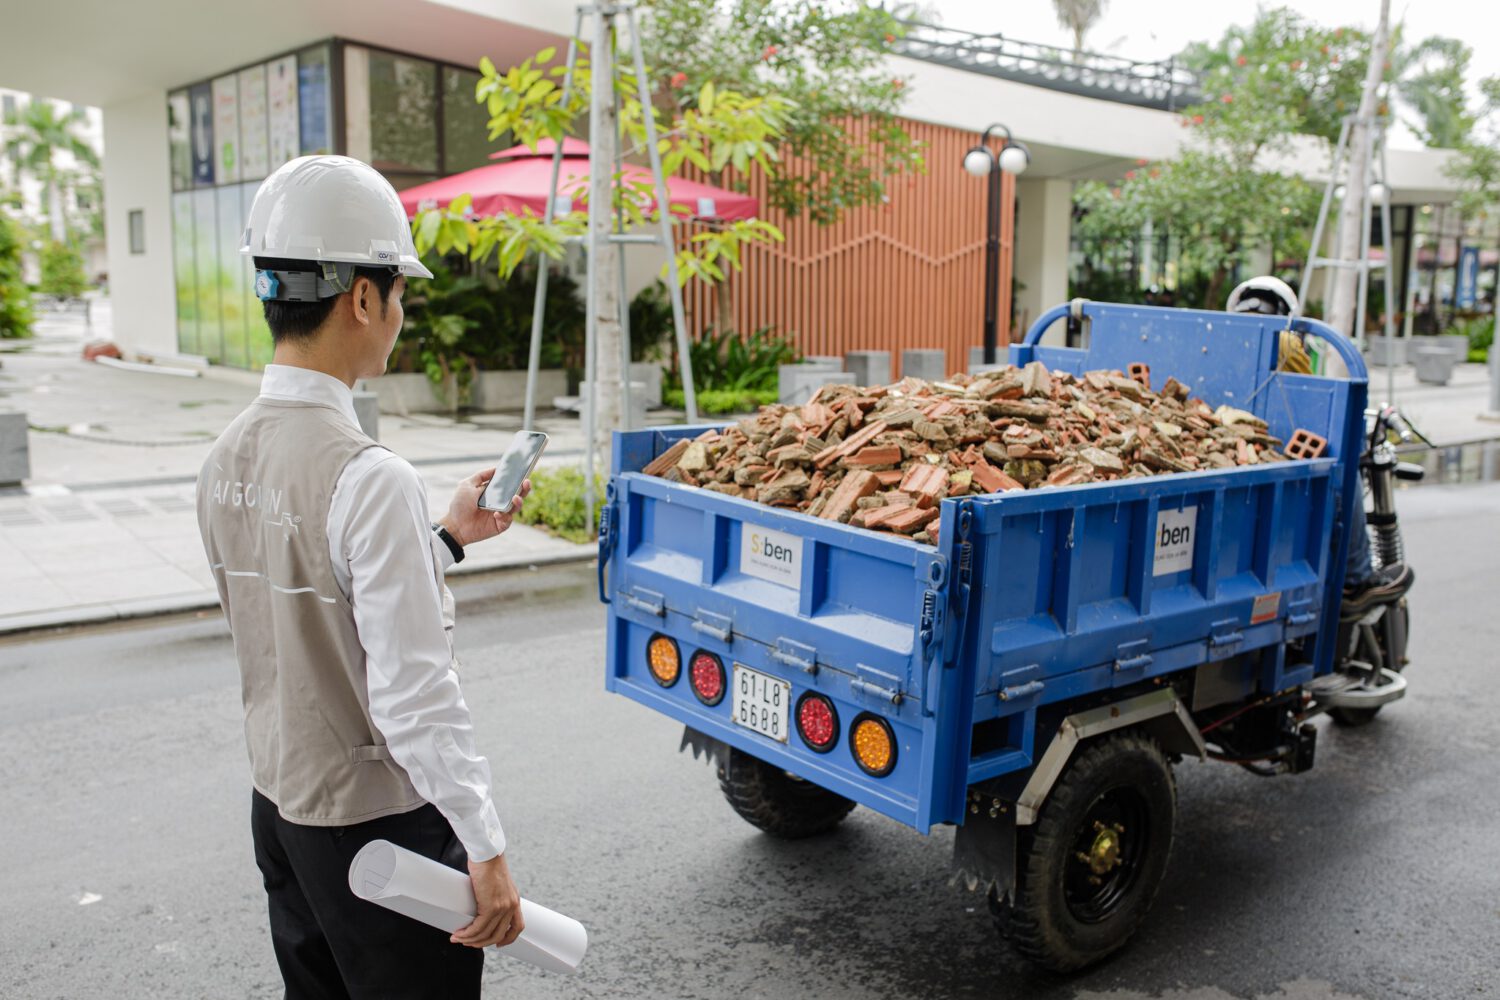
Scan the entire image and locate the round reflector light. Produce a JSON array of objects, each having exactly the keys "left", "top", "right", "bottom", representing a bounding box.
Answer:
[
  {"left": 796, "top": 694, "right": 839, "bottom": 753},
  {"left": 851, "top": 714, "right": 897, "bottom": 776},
  {"left": 690, "top": 651, "right": 726, "bottom": 706},
  {"left": 647, "top": 634, "right": 680, "bottom": 687}
]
